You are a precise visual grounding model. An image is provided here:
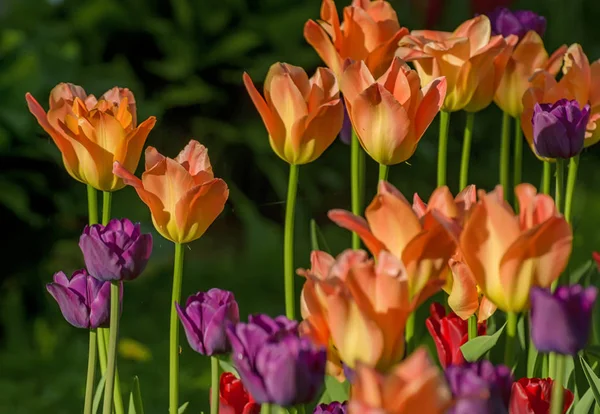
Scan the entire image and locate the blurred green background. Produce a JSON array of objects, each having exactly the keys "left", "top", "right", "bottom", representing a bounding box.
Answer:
[{"left": 0, "top": 0, "right": 599, "bottom": 412}]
